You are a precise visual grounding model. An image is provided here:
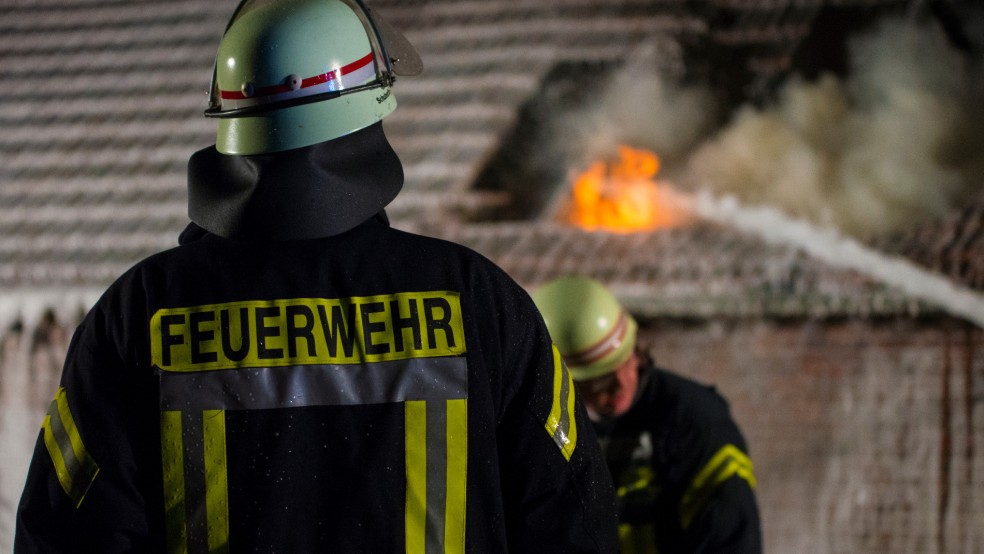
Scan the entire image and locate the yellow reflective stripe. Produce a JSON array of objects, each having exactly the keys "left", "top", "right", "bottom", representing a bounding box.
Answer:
[
  {"left": 680, "top": 444, "right": 755, "bottom": 529},
  {"left": 40, "top": 388, "right": 99, "bottom": 508},
  {"left": 691, "top": 444, "right": 756, "bottom": 492},
  {"left": 53, "top": 390, "right": 88, "bottom": 479},
  {"left": 444, "top": 399, "right": 467, "bottom": 554},
  {"left": 405, "top": 400, "right": 428, "bottom": 554},
  {"left": 563, "top": 351, "right": 578, "bottom": 460},
  {"left": 41, "top": 414, "right": 75, "bottom": 503},
  {"left": 616, "top": 466, "right": 654, "bottom": 498},
  {"left": 161, "top": 410, "right": 188, "bottom": 554},
  {"left": 544, "top": 344, "right": 577, "bottom": 461},
  {"left": 203, "top": 410, "right": 230, "bottom": 554},
  {"left": 162, "top": 410, "right": 231, "bottom": 554},
  {"left": 407, "top": 399, "right": 468, "bottom": 554}
]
